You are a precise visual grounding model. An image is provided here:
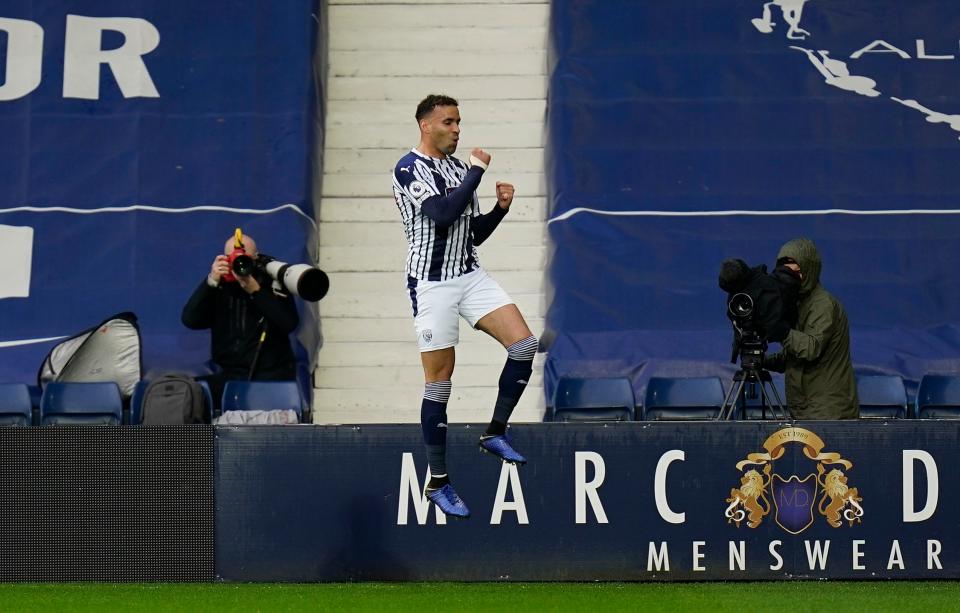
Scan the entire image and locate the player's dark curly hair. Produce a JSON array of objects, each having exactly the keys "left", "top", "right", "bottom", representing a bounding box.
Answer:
[{"left": 415, "top": 94, "right": 459, "bottom": 121}]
